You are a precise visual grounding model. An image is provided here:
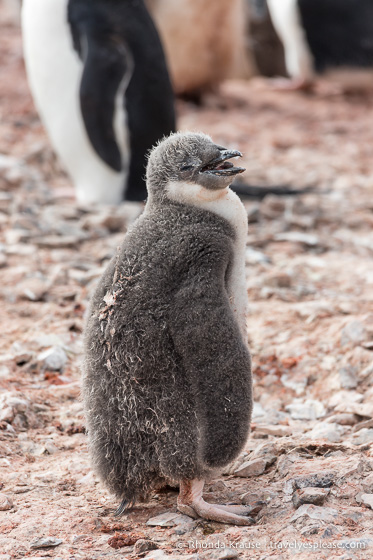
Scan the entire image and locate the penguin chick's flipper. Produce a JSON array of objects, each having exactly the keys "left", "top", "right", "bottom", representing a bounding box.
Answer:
[
  {"left": 68, "top": 4, "right": 127, "bottom": 172},
  {"left": 230, "top": 182, "right": 314, "bottom": 200},
  {"left": 168, "top": 231, "right": 252, "bottom": 471},
  {"left": 177, "top": 480, "right": 254, "bottom": 526}
]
